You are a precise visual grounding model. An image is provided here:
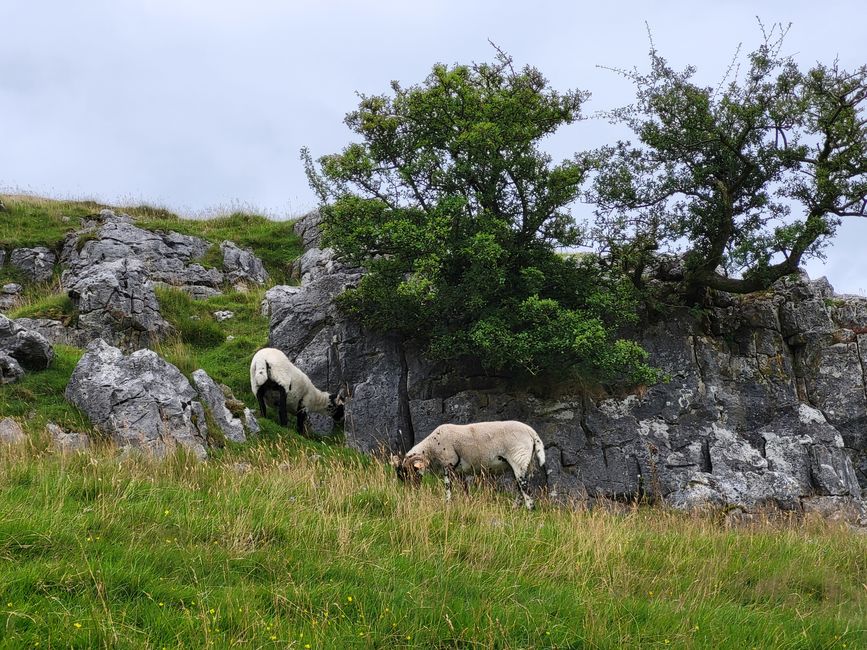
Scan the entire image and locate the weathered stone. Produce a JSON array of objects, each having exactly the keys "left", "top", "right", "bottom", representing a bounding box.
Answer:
[
  {"left": 0, "top": 418, "right": 26, "bottom": 445},
  {"left": 0, "top": 283, "right": 23, "bottom": 311},
  {"left": 220, "top": 241, "right": 269, "bottom": 285},
  {"left": 47, "top": 422, "right": 90, "bottom": 453},
  {"left": 0, "top": 314, "right": 54, "bottom": 370},
  {"left": 0, "top": 249, "right": 5, "bottom": 266},
  {"left": 62, "top": 211, "right": 223, "bottom": 288},
  {"left": 293, "top": 209, "right": 324, "bottom": 250},
  {"left": 13, "top": 318, "right": 88, "bottom": 347},
  {"left": 65, "top": 339, "right": 209, "bottom": 459},
  {"left": 9, "top": 247, "right": 56, "bottom": 283},
  {"left": 179, "top": 285, "right": 223, "bottom": 300},
  {"left": 65, "top": 258, "right": 172, "bottom": 351},
  {"left": 0, "top": 352, "right": 25, "bottom": 384},
  {"left": 213, "top": 310, "right": 234, "bottom": 322},
  {"left": 190, "top": 369, "right": 249, "bottom": 443}
]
